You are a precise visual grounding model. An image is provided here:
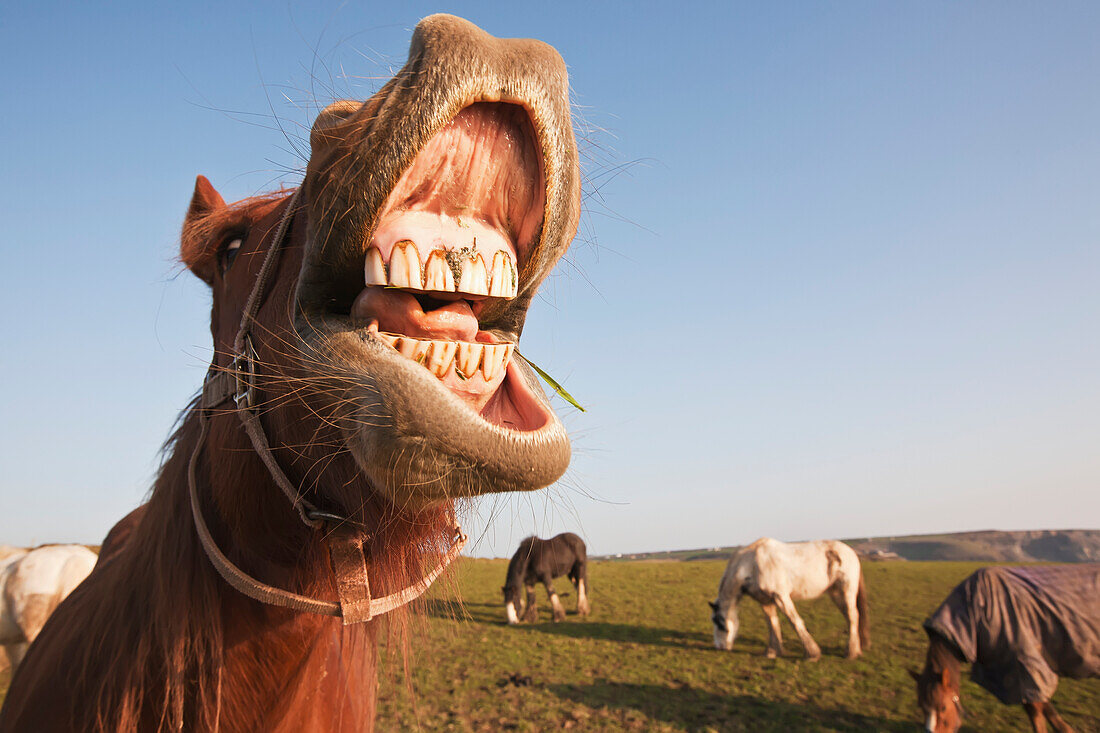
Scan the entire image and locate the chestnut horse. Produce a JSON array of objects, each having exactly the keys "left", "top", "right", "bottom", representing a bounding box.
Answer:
[
  {"left": 0, "top": 15, "right": 580, "bottom": 733},
  {"left": 913, "top": 565, "right": 1100, "bottom": 733}
]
